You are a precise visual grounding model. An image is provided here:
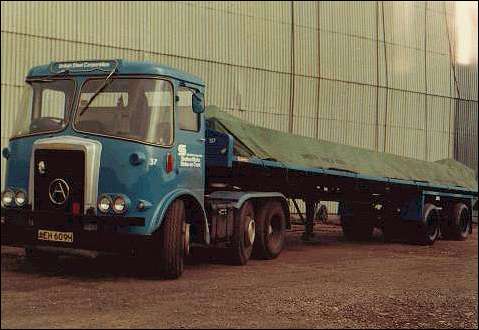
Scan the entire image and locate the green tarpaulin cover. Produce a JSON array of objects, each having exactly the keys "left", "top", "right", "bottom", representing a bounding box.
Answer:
[{"left": 206, "top": 106, "right": 478, "bottom": 191}]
